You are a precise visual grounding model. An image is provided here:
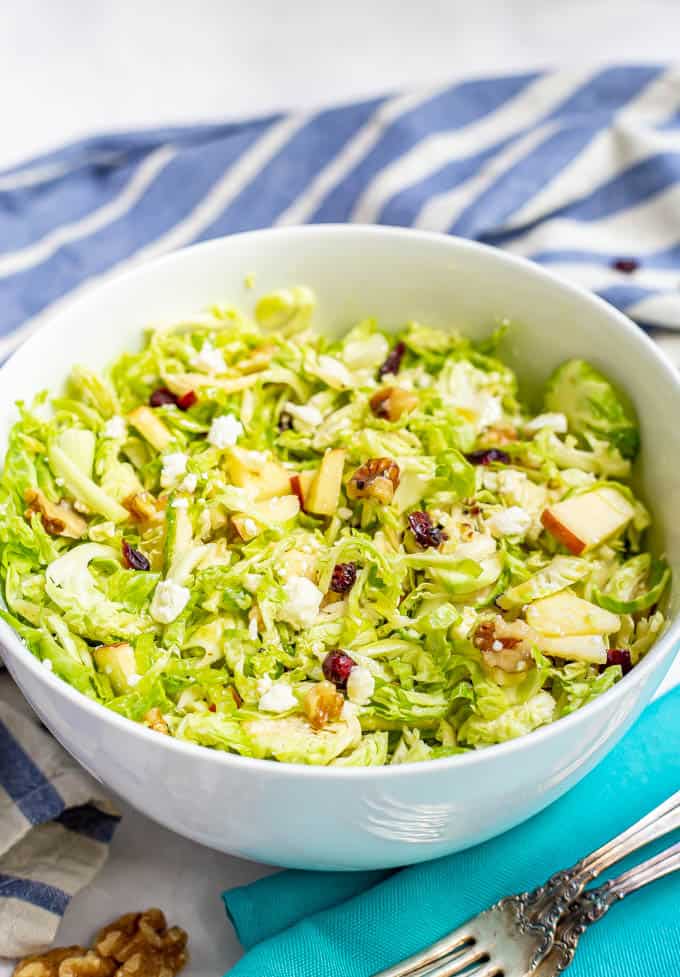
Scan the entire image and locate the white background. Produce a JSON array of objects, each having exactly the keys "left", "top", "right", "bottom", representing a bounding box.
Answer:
[{"left": 1, "top": 2, "right": 679, "bottom": 974}]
